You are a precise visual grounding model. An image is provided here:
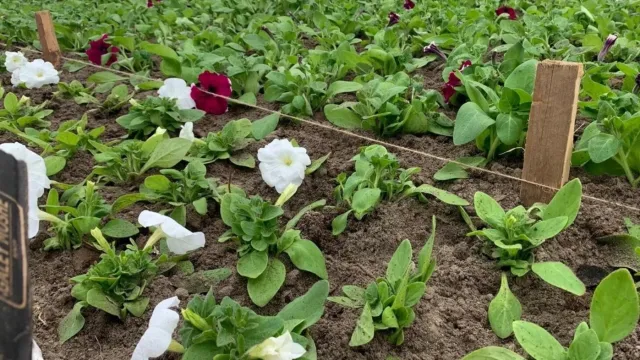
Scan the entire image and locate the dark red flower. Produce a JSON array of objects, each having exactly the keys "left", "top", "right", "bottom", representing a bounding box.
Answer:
[
  {"left": 147, "top": 0, "right": 161, "bottom": 7},
  {"left": 86, "top": 35, "right": 119, "bottom": 66},
  {"left": 442, "top": 60, "right": 473, "bottom": 103},
  {"left": 388, "top": 12, "right": 400, "bottom": 26},
  {"left": 404, "top": 0, "right": 415, "bottom": 10},
  {"left": 495, "top": 6, "right": 517, "bottom": 20},
  {"left": 190, "top": 71, "right": 232, "bottom": 115}
]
